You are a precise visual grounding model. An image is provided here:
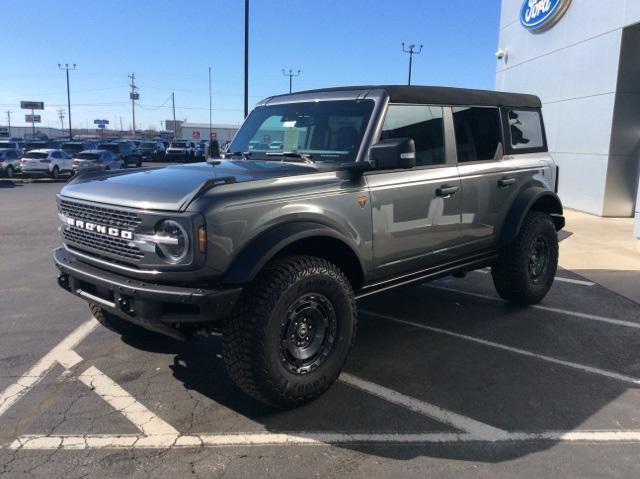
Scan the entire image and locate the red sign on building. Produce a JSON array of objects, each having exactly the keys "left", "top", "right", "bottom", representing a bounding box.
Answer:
[{"left": 192, "top": 131, "right": 201, "bottom": 140}]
